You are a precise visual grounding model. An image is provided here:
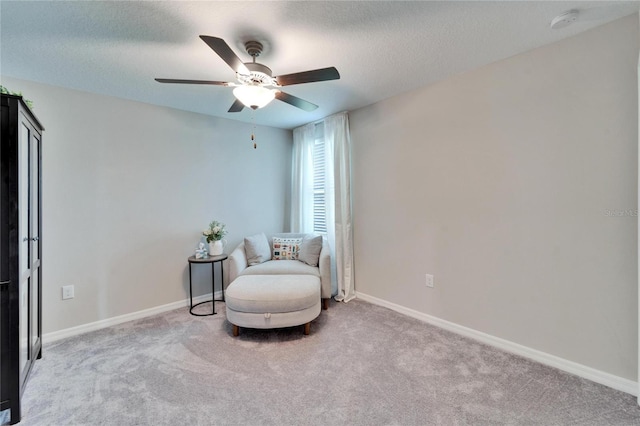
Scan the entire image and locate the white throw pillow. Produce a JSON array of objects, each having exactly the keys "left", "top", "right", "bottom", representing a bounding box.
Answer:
[
  {"left": 298, "top": 234, "right": 323, "bottom": 266},
  {"left": 244, "top": 233, "right": 272, "bottom": 266},
  {"left": 272, "top": 237, "right": 302, "bottom": 260}
]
